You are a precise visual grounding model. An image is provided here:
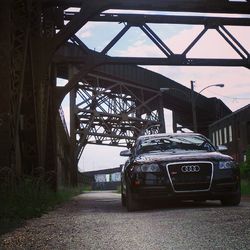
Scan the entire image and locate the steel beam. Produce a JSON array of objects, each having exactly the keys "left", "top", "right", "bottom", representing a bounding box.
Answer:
[
  {"left": 43, "top": 0, "right": 250, "bottom": 15},
  {"left": 3, "top": 0, "right": 249, "bottom": 188},
  {"left": 65, "top": 13, "right": 250, "bottom": 27},
  {"left": 55, "top": 53, "right": 249, "bottom": 67},
  {"left": 74, "top": 75, "right": 163, "bottom": 159},
  {"left": 51, "top": 1, "right": 109, "bottom": 53},
  {"left": 69, "top": 65, "right": 78, "bottom": 185},
  {"left": 0, "top": 1, "right": 12, "bottom": 174}
]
